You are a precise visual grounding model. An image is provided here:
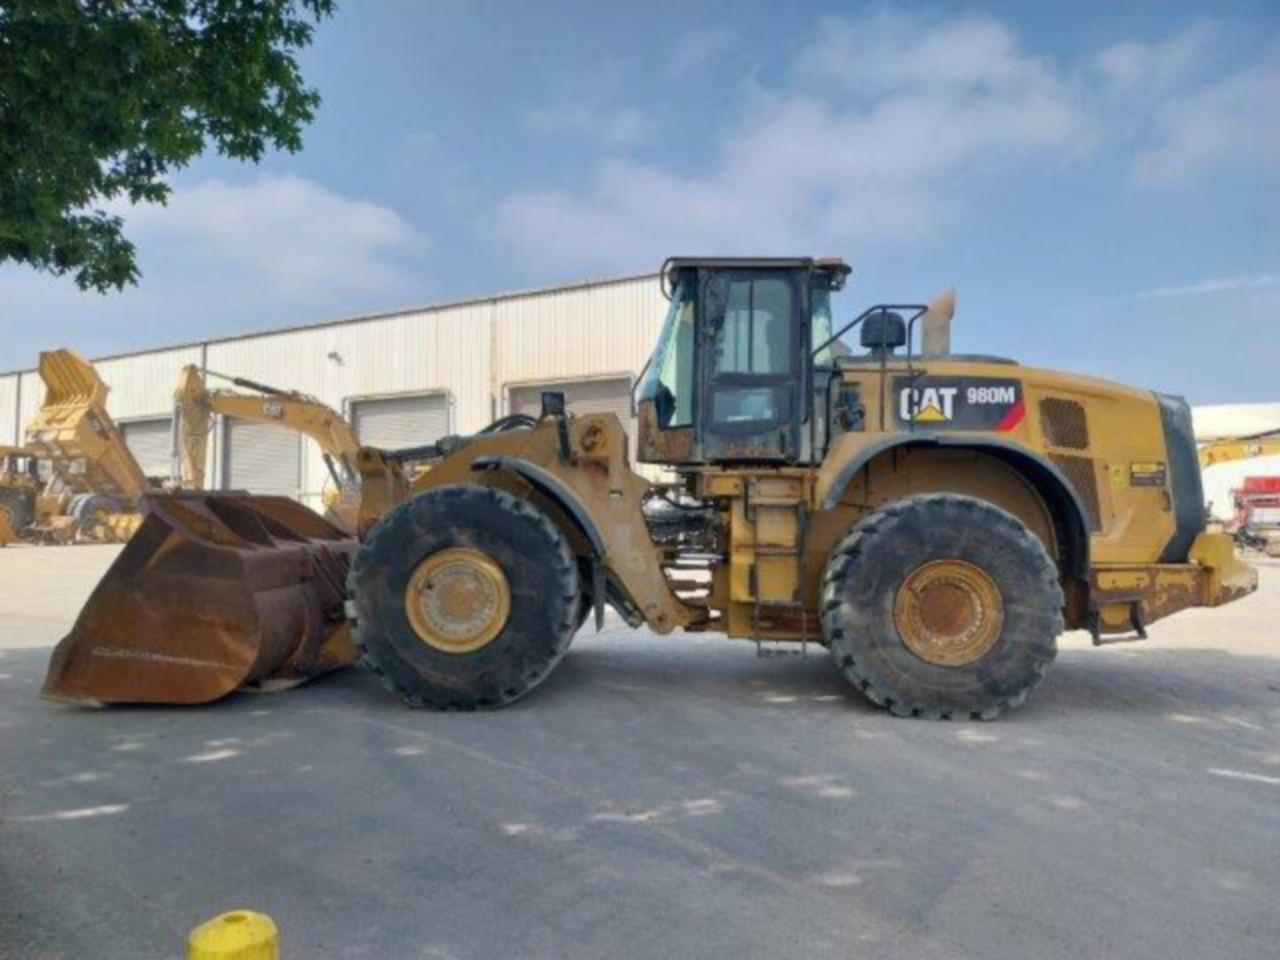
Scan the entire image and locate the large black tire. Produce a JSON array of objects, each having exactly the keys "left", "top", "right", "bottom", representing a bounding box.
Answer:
[
  {"left": 348, "top": 484, "right": 580, "bottom": 709},
  {"left": 821, "top": 494, "right": 1063, "bottom": 720}
]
